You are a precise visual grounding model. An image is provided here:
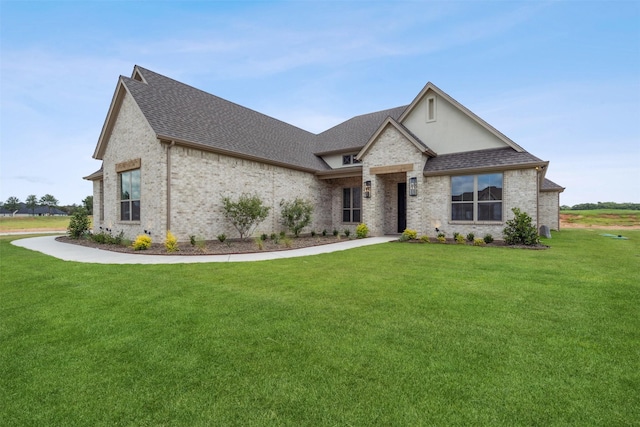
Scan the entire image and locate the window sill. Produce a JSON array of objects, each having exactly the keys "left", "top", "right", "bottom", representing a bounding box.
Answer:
[{"left": 117, "top": 221, "right": 141, "bottom": 225}]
